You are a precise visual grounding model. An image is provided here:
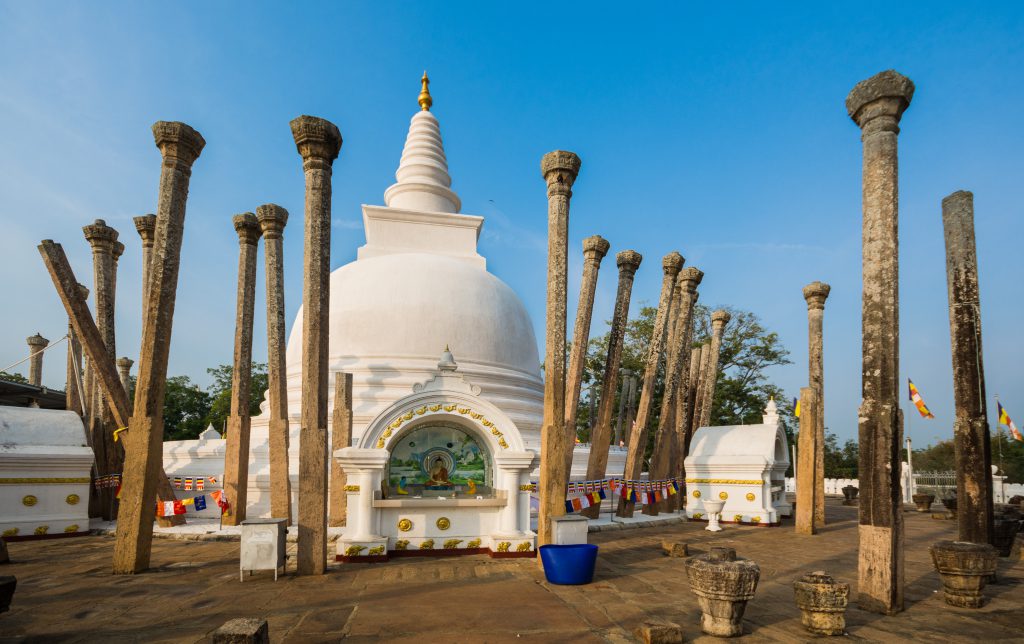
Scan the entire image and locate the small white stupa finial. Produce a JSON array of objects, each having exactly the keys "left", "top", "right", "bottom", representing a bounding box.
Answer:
[
  {"left": 383, "top": 73, "right": 461, "bottom": 213},
  {"left": 762, "top": 396, "right": 779, "bottom": 426},
  {"left": 438, "top": 345, "right": 457, "bottom": 372}
]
